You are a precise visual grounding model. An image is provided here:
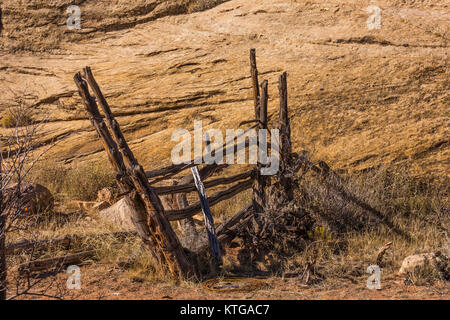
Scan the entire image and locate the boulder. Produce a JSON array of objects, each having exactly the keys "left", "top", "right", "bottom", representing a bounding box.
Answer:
[
  {"left": 98, "top": 198, "right": 135, "bottom": 230},
  {"left": 398, "top": 252, "right": 443, "bottom": 275},
  {"left": 4, "top": 182, "right": 54, "bottom": 214}
]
